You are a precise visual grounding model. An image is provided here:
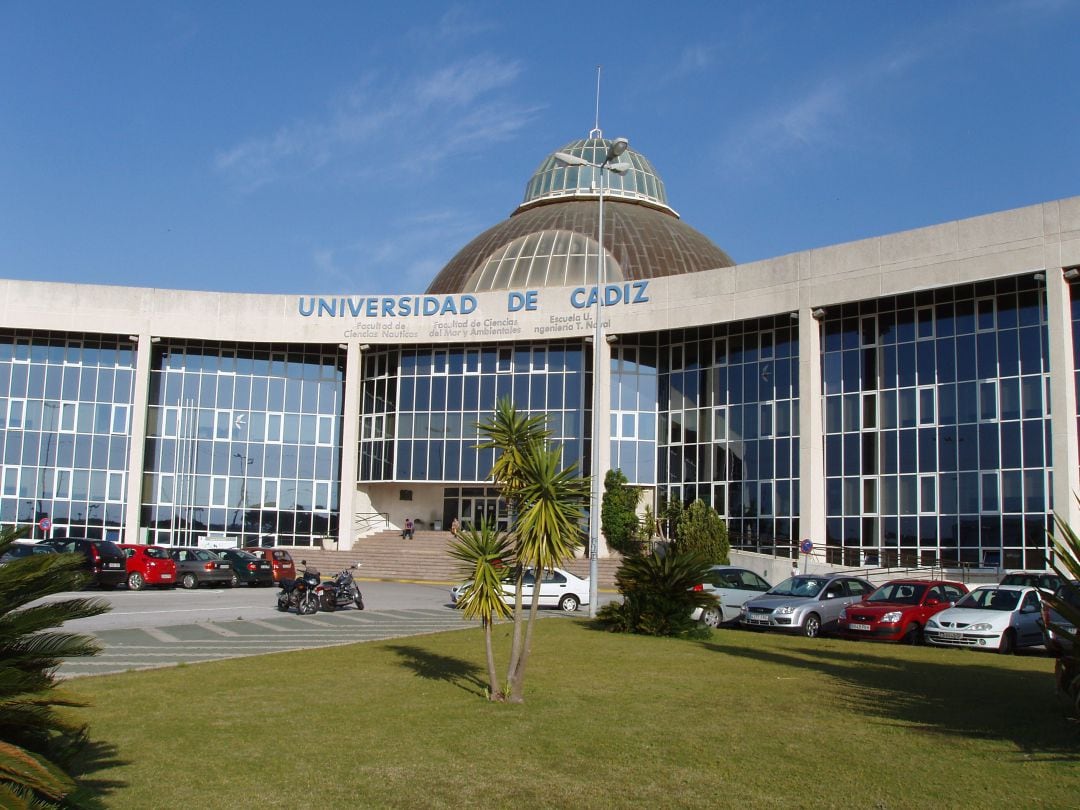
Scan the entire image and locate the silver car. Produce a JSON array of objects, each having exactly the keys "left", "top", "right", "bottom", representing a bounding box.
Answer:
[
  {"left": 741, "top": 574, "right": 876, "bottom": 637},
  {"left": 691, "top": 565, "right": 772, "bottom": 627}
]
